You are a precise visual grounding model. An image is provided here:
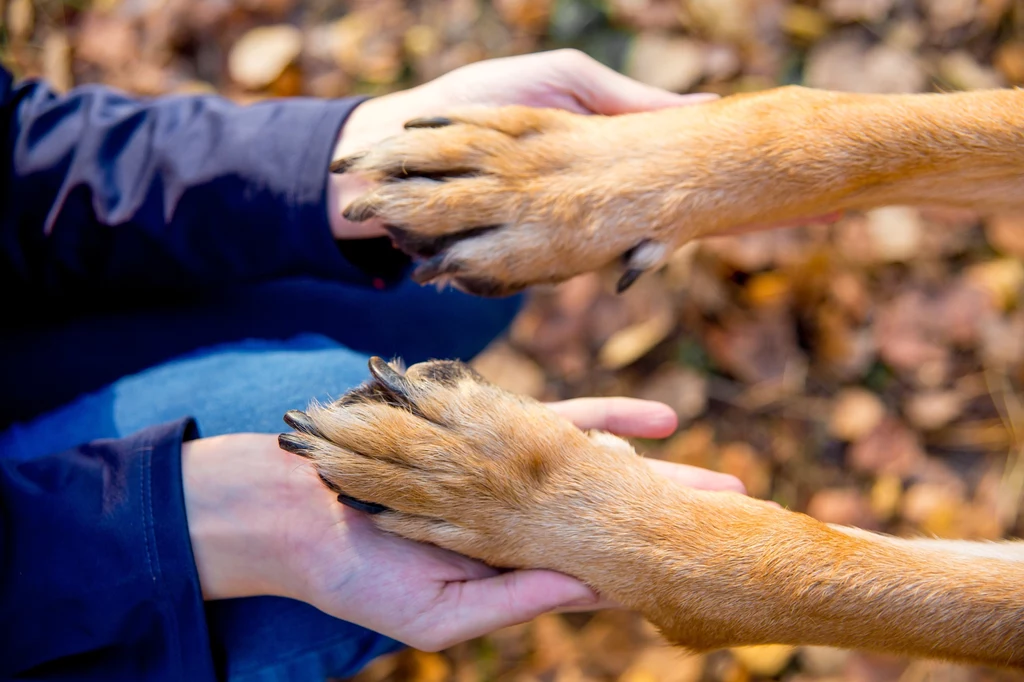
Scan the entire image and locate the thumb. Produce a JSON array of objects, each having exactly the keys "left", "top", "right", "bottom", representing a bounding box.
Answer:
[
  {"left": 567, "top": 57, "right": 718, "bottom": 115},
  {"left": 431, "top": 570, "right": 599, "bottom": 648}
]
